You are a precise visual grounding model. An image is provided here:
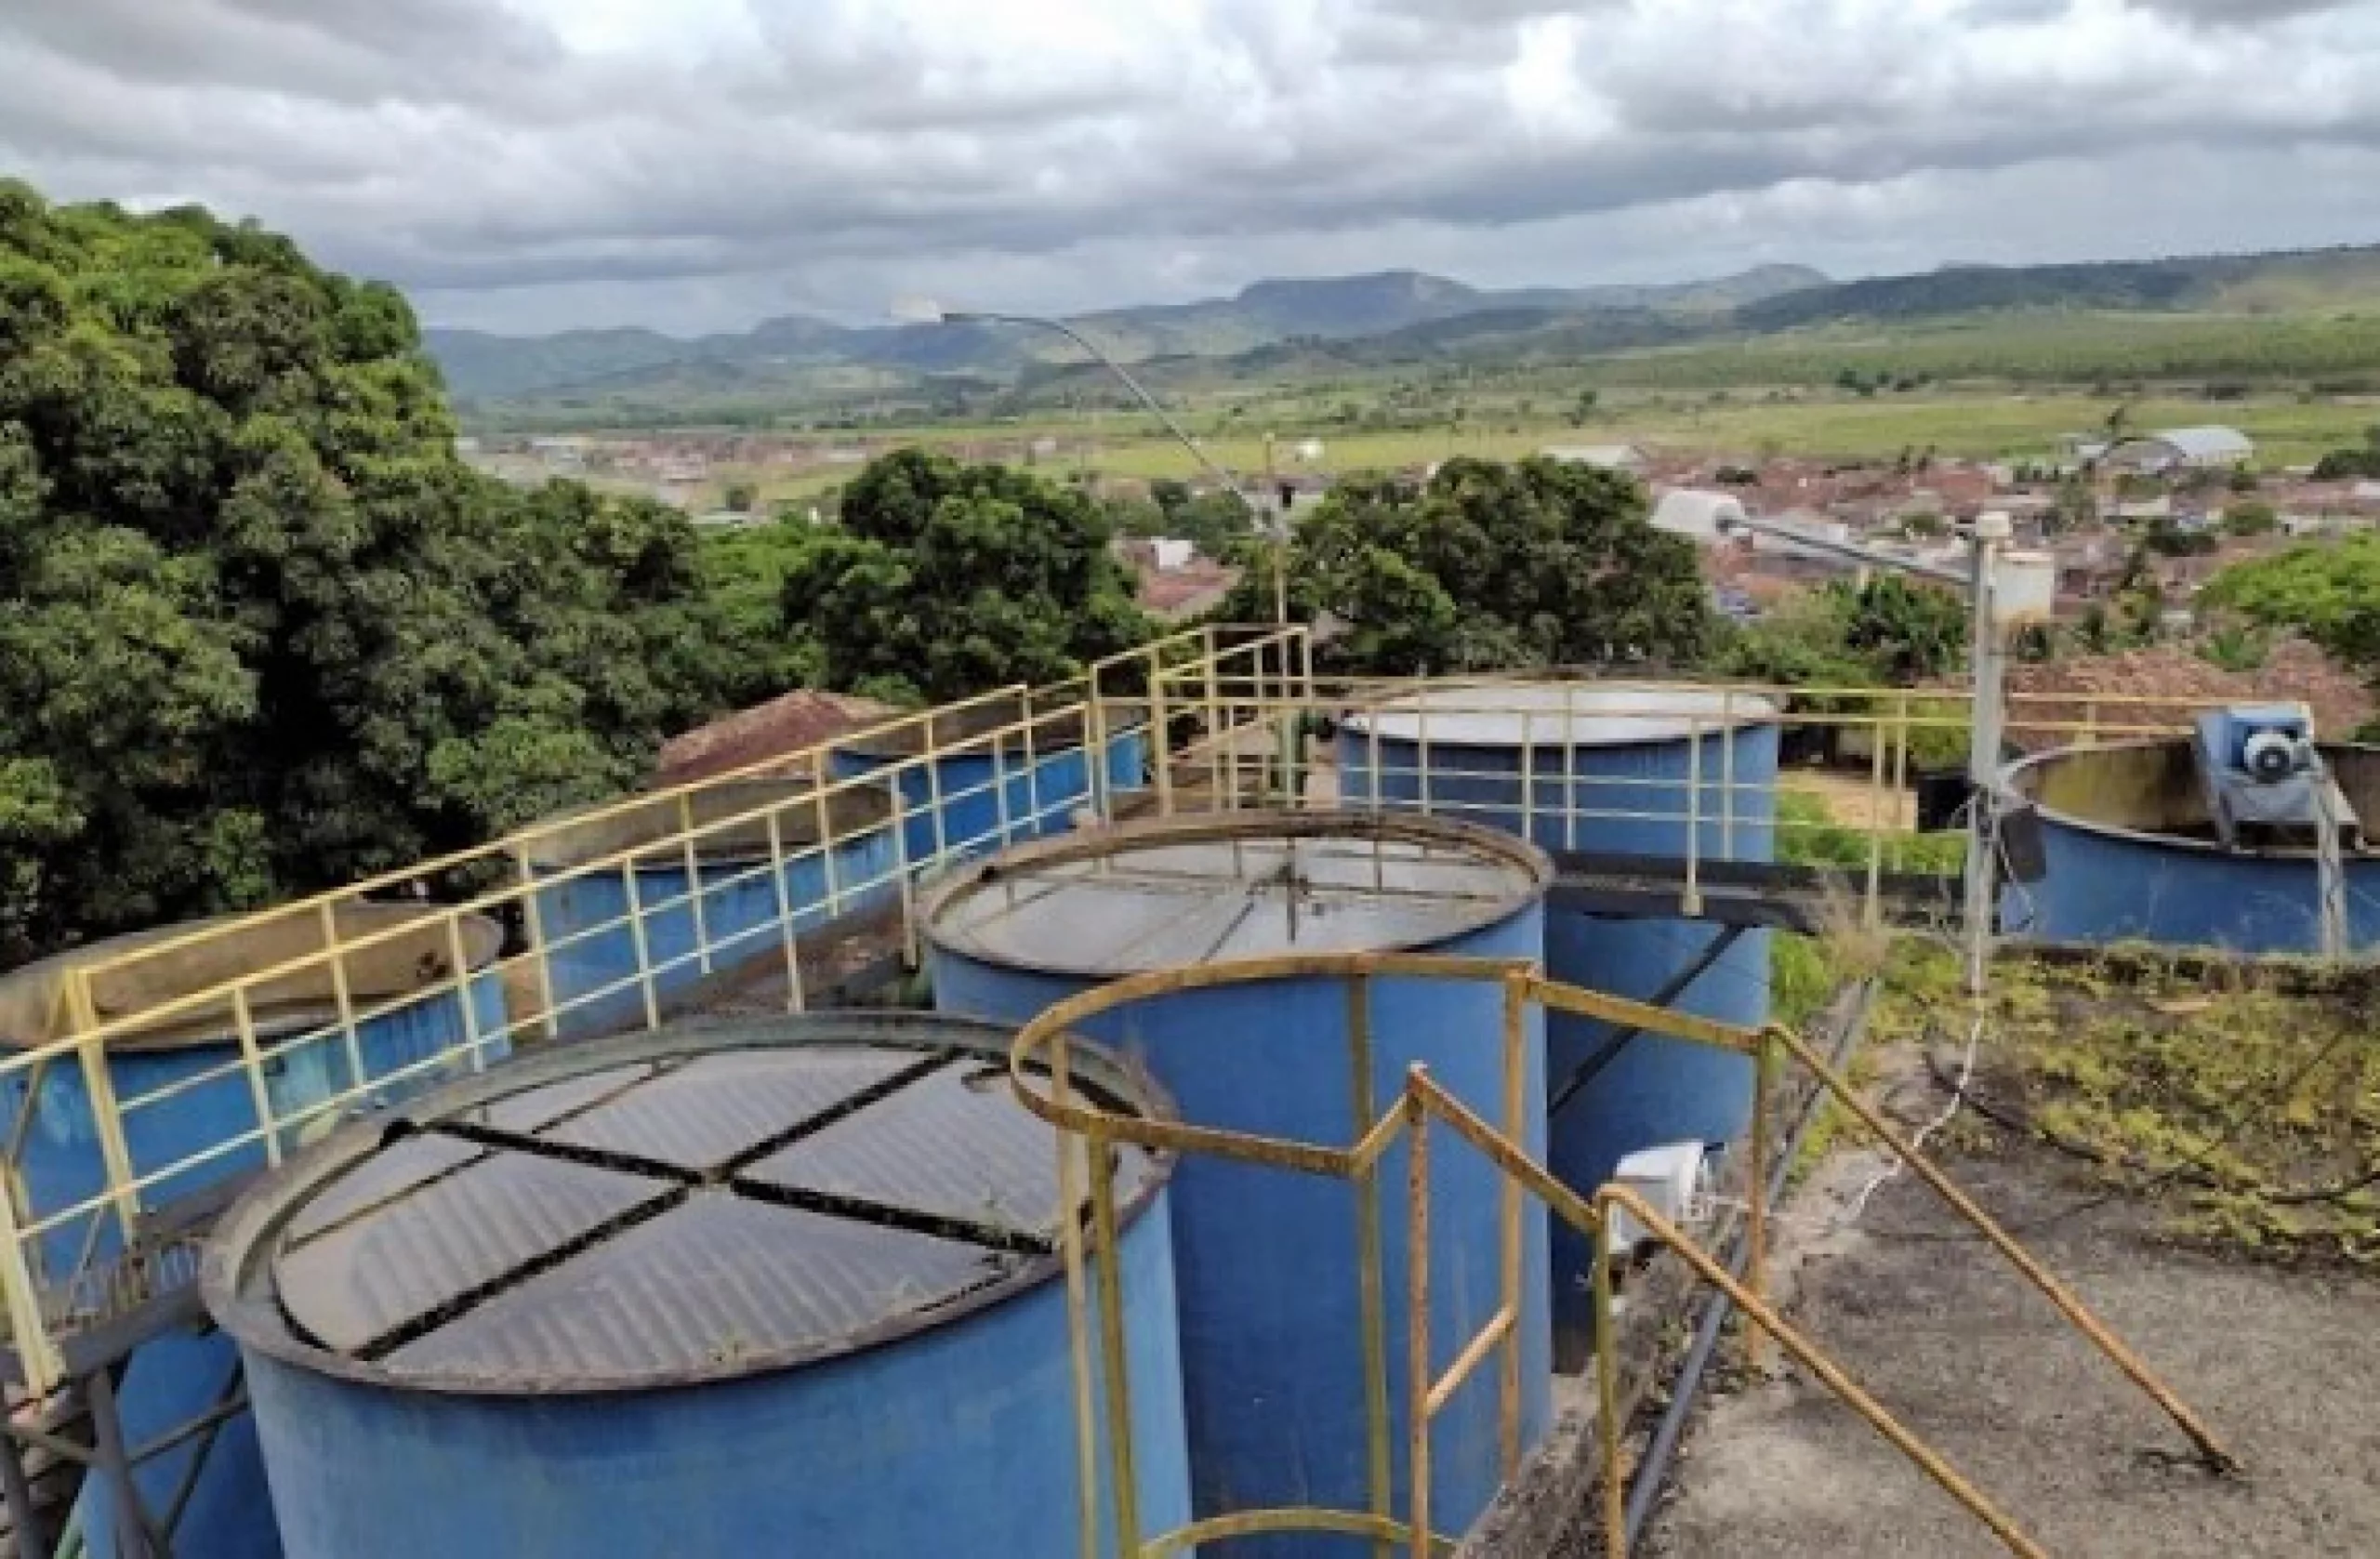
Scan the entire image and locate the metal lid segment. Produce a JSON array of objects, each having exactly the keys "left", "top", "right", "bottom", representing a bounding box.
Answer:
[
  {"left": 206, "top": 1014, "right": 1168, "bottom": 1394},
  {"left": 1341, "top": 683, "right": 1779, "bottom": 748},
  {"left": 921, "top": 810, "right": 1552, "bottom": 978}
]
